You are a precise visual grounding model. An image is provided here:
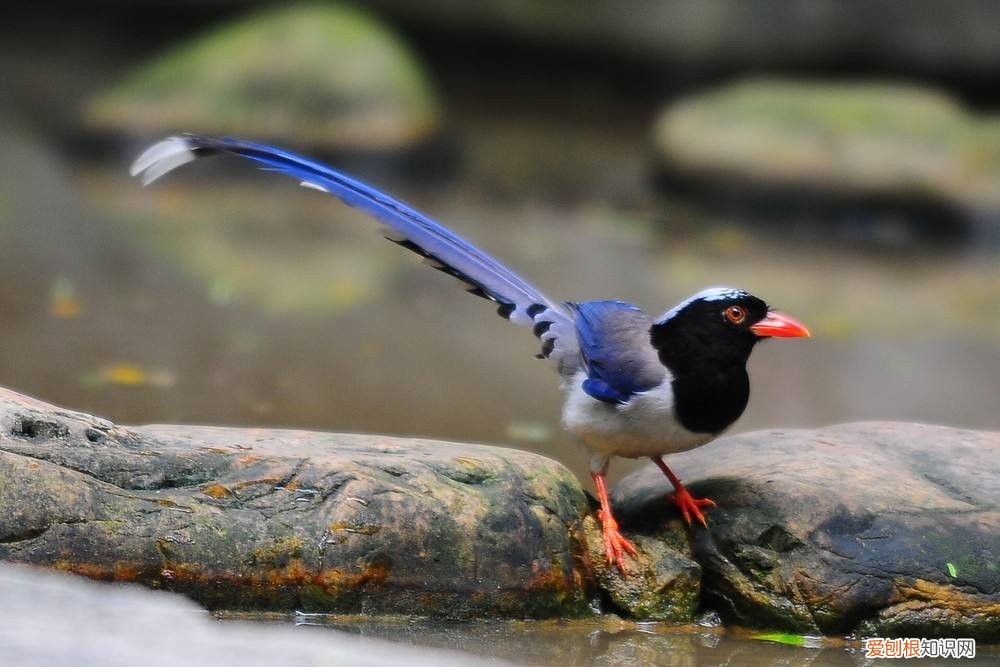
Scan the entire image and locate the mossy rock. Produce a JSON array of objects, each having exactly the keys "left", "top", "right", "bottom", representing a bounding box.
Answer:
[
  {"left": 654, "top": 79, "right": 1000, "bottom": 210},
  {"left": 87, "top": 4, "right": 440, "bottom": 152},
  {"left": 613, "top": 422, "right": 1000, "bottom": 639},
  {"left": 0, "top": 386, "right": 594, "bottom": 618},
  {"left": 583, "top": 517, "right": 700, "bottom": 622}
]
